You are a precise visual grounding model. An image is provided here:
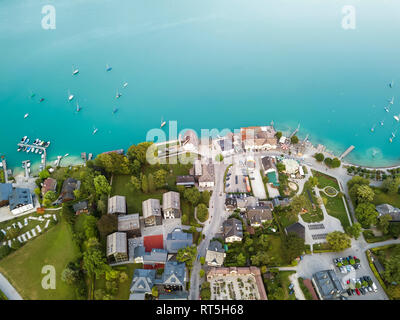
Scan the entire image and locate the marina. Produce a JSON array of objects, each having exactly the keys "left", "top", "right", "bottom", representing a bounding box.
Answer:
[{"left": 16, "top": 137, "right": 50, "bottom": 171}]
